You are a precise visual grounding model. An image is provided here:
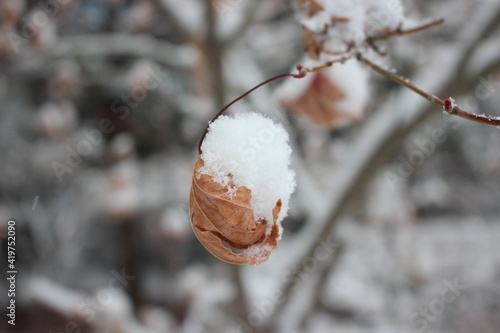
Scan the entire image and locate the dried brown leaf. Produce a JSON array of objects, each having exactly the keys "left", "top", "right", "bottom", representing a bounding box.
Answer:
[
  {"left": 282, "top": 71, "right": 362, "bottom": 128},
  {"left": 189, "top": 157, "right": 282, "bottom": 265},
  {"left": 302, "top": 26, "right": 325, "bottom": 61}
]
